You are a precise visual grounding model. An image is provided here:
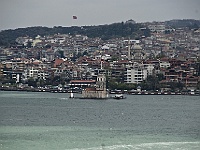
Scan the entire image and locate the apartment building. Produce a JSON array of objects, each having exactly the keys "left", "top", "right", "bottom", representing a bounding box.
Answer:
[
  {"left": 148, "top": 23, "right": 166, "bottom": 33},
  {"left": 159, "top": 61, "right": 171, "bottom": 68}
]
